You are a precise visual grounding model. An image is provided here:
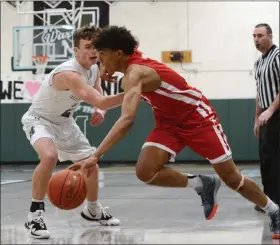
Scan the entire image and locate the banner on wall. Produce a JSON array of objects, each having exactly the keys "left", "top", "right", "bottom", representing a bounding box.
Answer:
[
  {"left": 0, "top": 77, "right": 123, "bottom": 105},
  {"left": 0, "top": 79, "right": 37, "bottom": 103}
]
